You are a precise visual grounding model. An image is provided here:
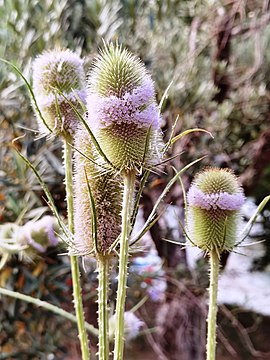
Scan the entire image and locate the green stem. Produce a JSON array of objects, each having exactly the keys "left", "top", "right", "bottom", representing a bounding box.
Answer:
[
  {"left": 113, "top": 171, "right": 136, "bottom": 360},
  {"left": 206, "top": 249, "right": 220, "bottom": 360},
  {"left": 0, "top": 287, "right": 98, "bottom": 336},
  {"left": 98, "top": 255, "right": 110, "bottom": 360},
  {"left": 64, "top": 139, "right": 90, "bottom": 360}
]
